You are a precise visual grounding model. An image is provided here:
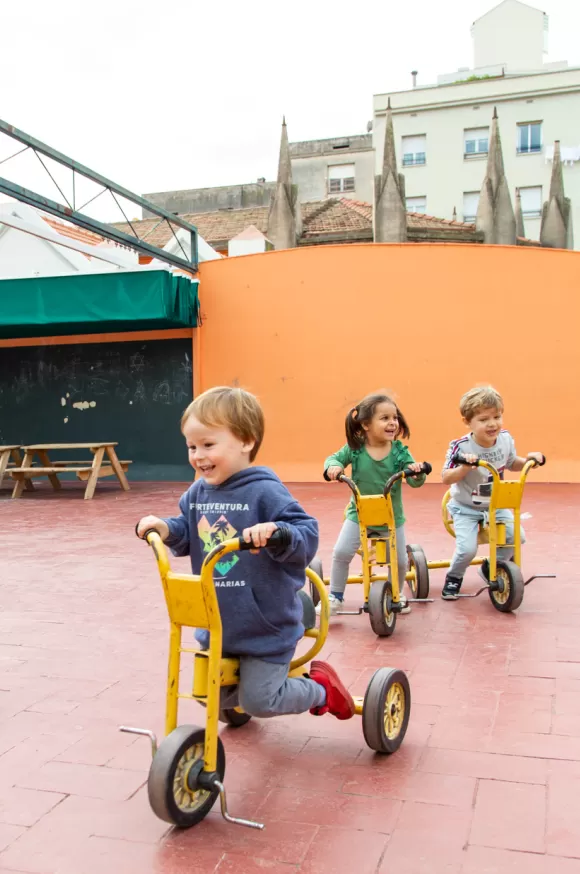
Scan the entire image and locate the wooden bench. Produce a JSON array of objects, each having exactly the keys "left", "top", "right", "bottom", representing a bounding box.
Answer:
[{"left": 10, "top": 444, "right": 132, "bottom": 500}]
